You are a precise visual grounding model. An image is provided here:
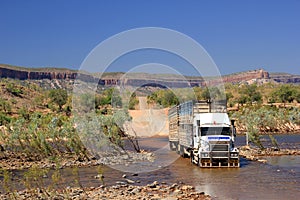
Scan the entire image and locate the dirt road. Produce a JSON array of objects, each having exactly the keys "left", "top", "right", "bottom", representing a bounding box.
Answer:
[{"left": 125, "top": 97, "right": 169, "bottom": 137}]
